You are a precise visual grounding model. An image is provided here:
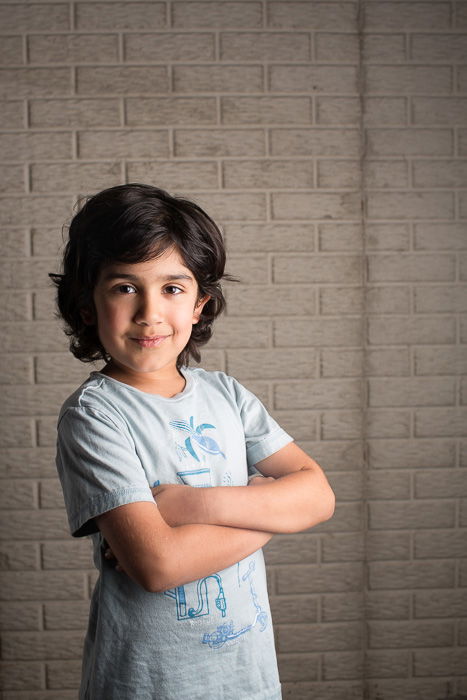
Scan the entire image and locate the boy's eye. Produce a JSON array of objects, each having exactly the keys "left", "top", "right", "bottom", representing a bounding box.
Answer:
[
  {"left": 164, "top": 285, "right": 183, "bottom": 295},
  {"left": 115, "top": 284, "right": 136, "bottom": 294}
]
